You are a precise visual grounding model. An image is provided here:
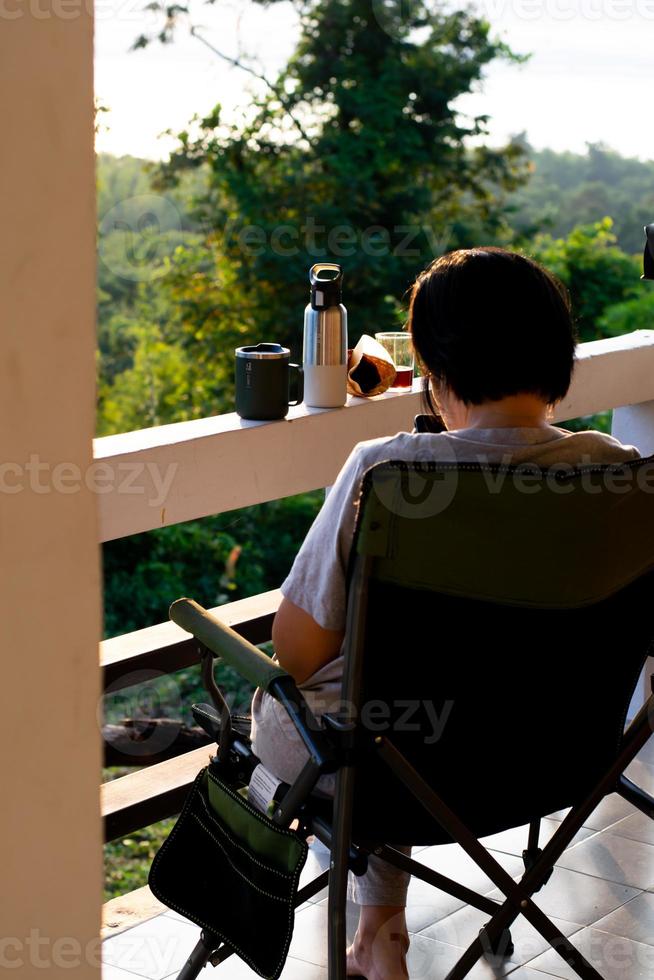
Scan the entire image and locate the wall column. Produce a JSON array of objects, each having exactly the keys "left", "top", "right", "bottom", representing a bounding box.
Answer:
[{"left": 0, "top": 0, "right": 101, "bottom": 974}]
